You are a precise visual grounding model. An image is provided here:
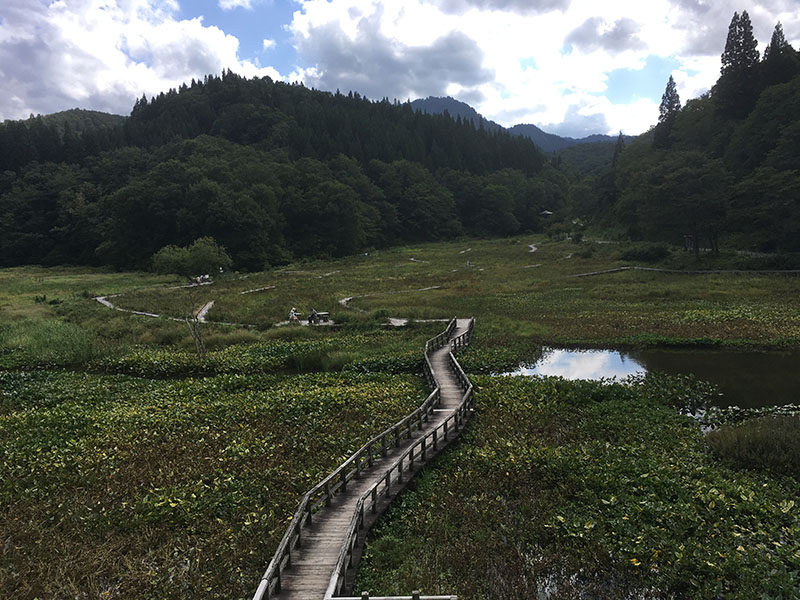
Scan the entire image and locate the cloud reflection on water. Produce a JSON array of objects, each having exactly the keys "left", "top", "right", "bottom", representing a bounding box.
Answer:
[{"left": 510, "top": 349, "right": 647, "bottom": 380}]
